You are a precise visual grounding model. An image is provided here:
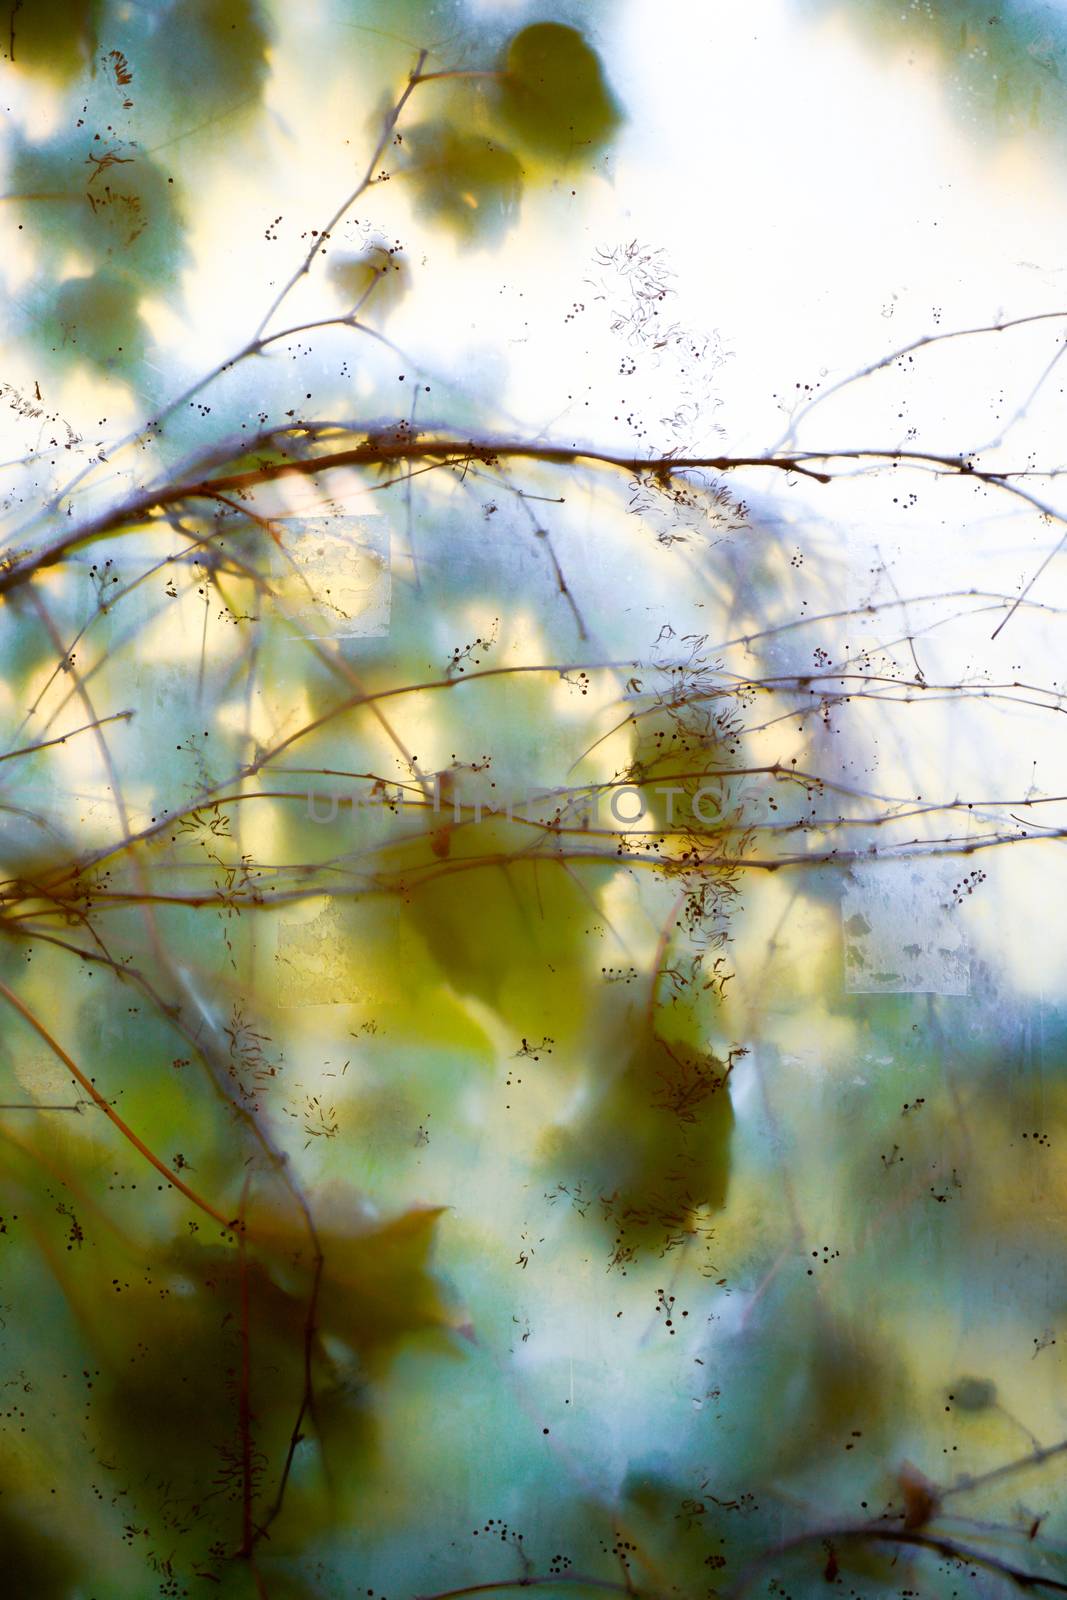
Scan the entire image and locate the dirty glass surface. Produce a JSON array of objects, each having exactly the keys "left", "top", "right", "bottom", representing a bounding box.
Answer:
[{"left": 1, "top": 2, "right": 1067, "bottom": 1596}]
